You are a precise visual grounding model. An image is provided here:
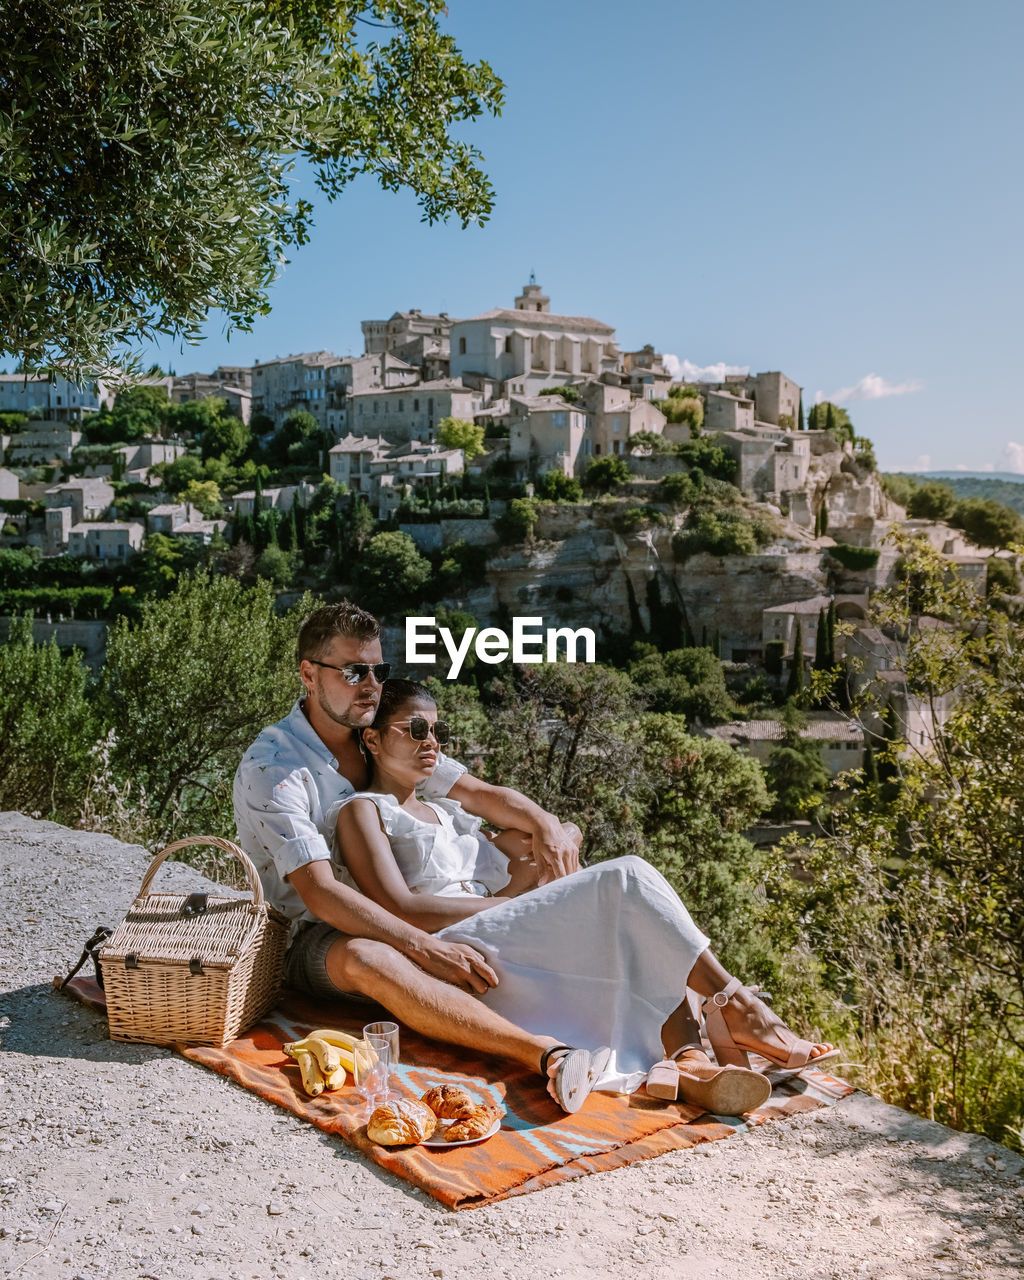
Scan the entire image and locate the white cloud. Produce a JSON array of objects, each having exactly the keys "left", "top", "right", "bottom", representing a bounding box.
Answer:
[
  {"left": 663, "top": 354, "right": 749, "bottom": 383},
  {"left": 817, "top": 373, "right": 924, "bottom": 404},
  {"left": 1003, "top": 442, "right": 1024, "bottom": 474}
]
